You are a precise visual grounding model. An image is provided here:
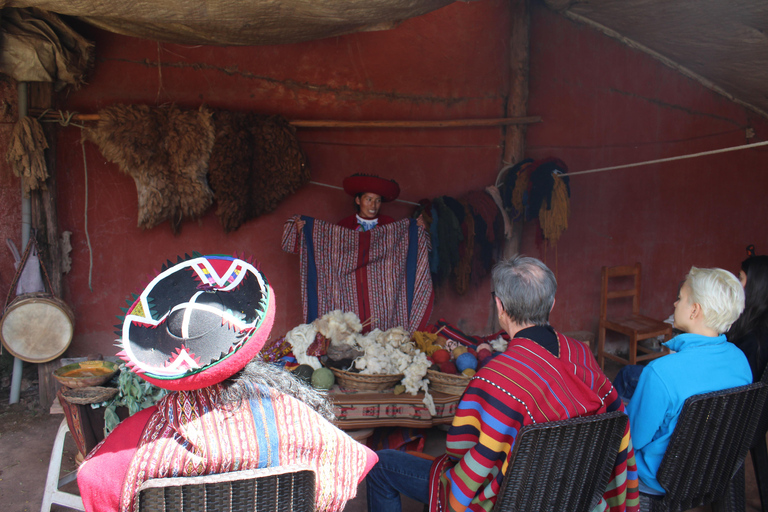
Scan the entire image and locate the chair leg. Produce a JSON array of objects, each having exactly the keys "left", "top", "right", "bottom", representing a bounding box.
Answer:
[
  {"left": 598, "top": 326, "right": 606, "bottom": 370},
  {"left": 751, "top": 436, "right": 768, "bottom": 512},
  {"left": 629, "top": 334, "right": 638, "bottom": 366},
  {"left": 40, "top": 419, "right": 85, "bottom": 512}
]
